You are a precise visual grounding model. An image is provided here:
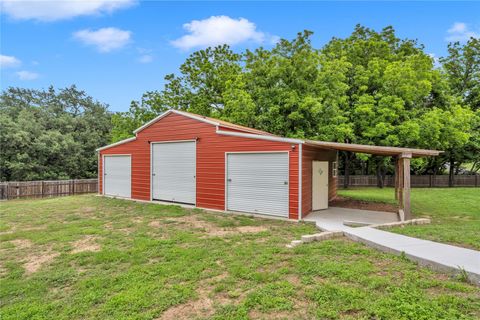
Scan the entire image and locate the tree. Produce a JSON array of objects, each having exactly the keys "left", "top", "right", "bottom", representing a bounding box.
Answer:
[
  {"left": 416, "top": 105, "right": 475, "bottom": 186},
  {"left": 439, "top": 37, "right": 480, "bottom": 179},
  {"left": 112, "top": 25, "right": 478, "bottom": 186},
  {"left": 0, "top": 86, "right": 111, "bottom": 181},
  {"left": 441, "top": 37, "right": 480, "bottom": 111},
  {"left": 320, "top": 25, "right": 446, "bottom": 186}
]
